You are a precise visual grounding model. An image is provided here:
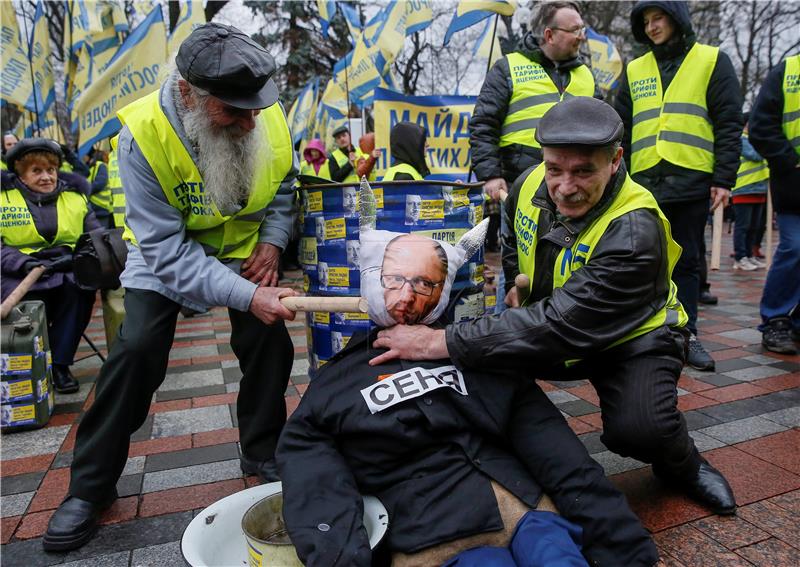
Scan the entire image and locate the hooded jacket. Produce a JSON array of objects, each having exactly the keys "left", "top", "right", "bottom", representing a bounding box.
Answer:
[
  {"left": 302, "top": 139, "right": 329, "bottom": 176},
  {"left": 388, "top": 121, "right": 430, "bottom": 179},
  {"left": 748, "top": 58, "right": 800, "bottom": 215},
  {"left": 0, "top": 171, "right": 100, "bottom": 301},
  {"left": 614, "top": 1, "right": 743, "bottom": 203},
  {"left": 469, "top": 32, "right": 601, "bottom": 185}
]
